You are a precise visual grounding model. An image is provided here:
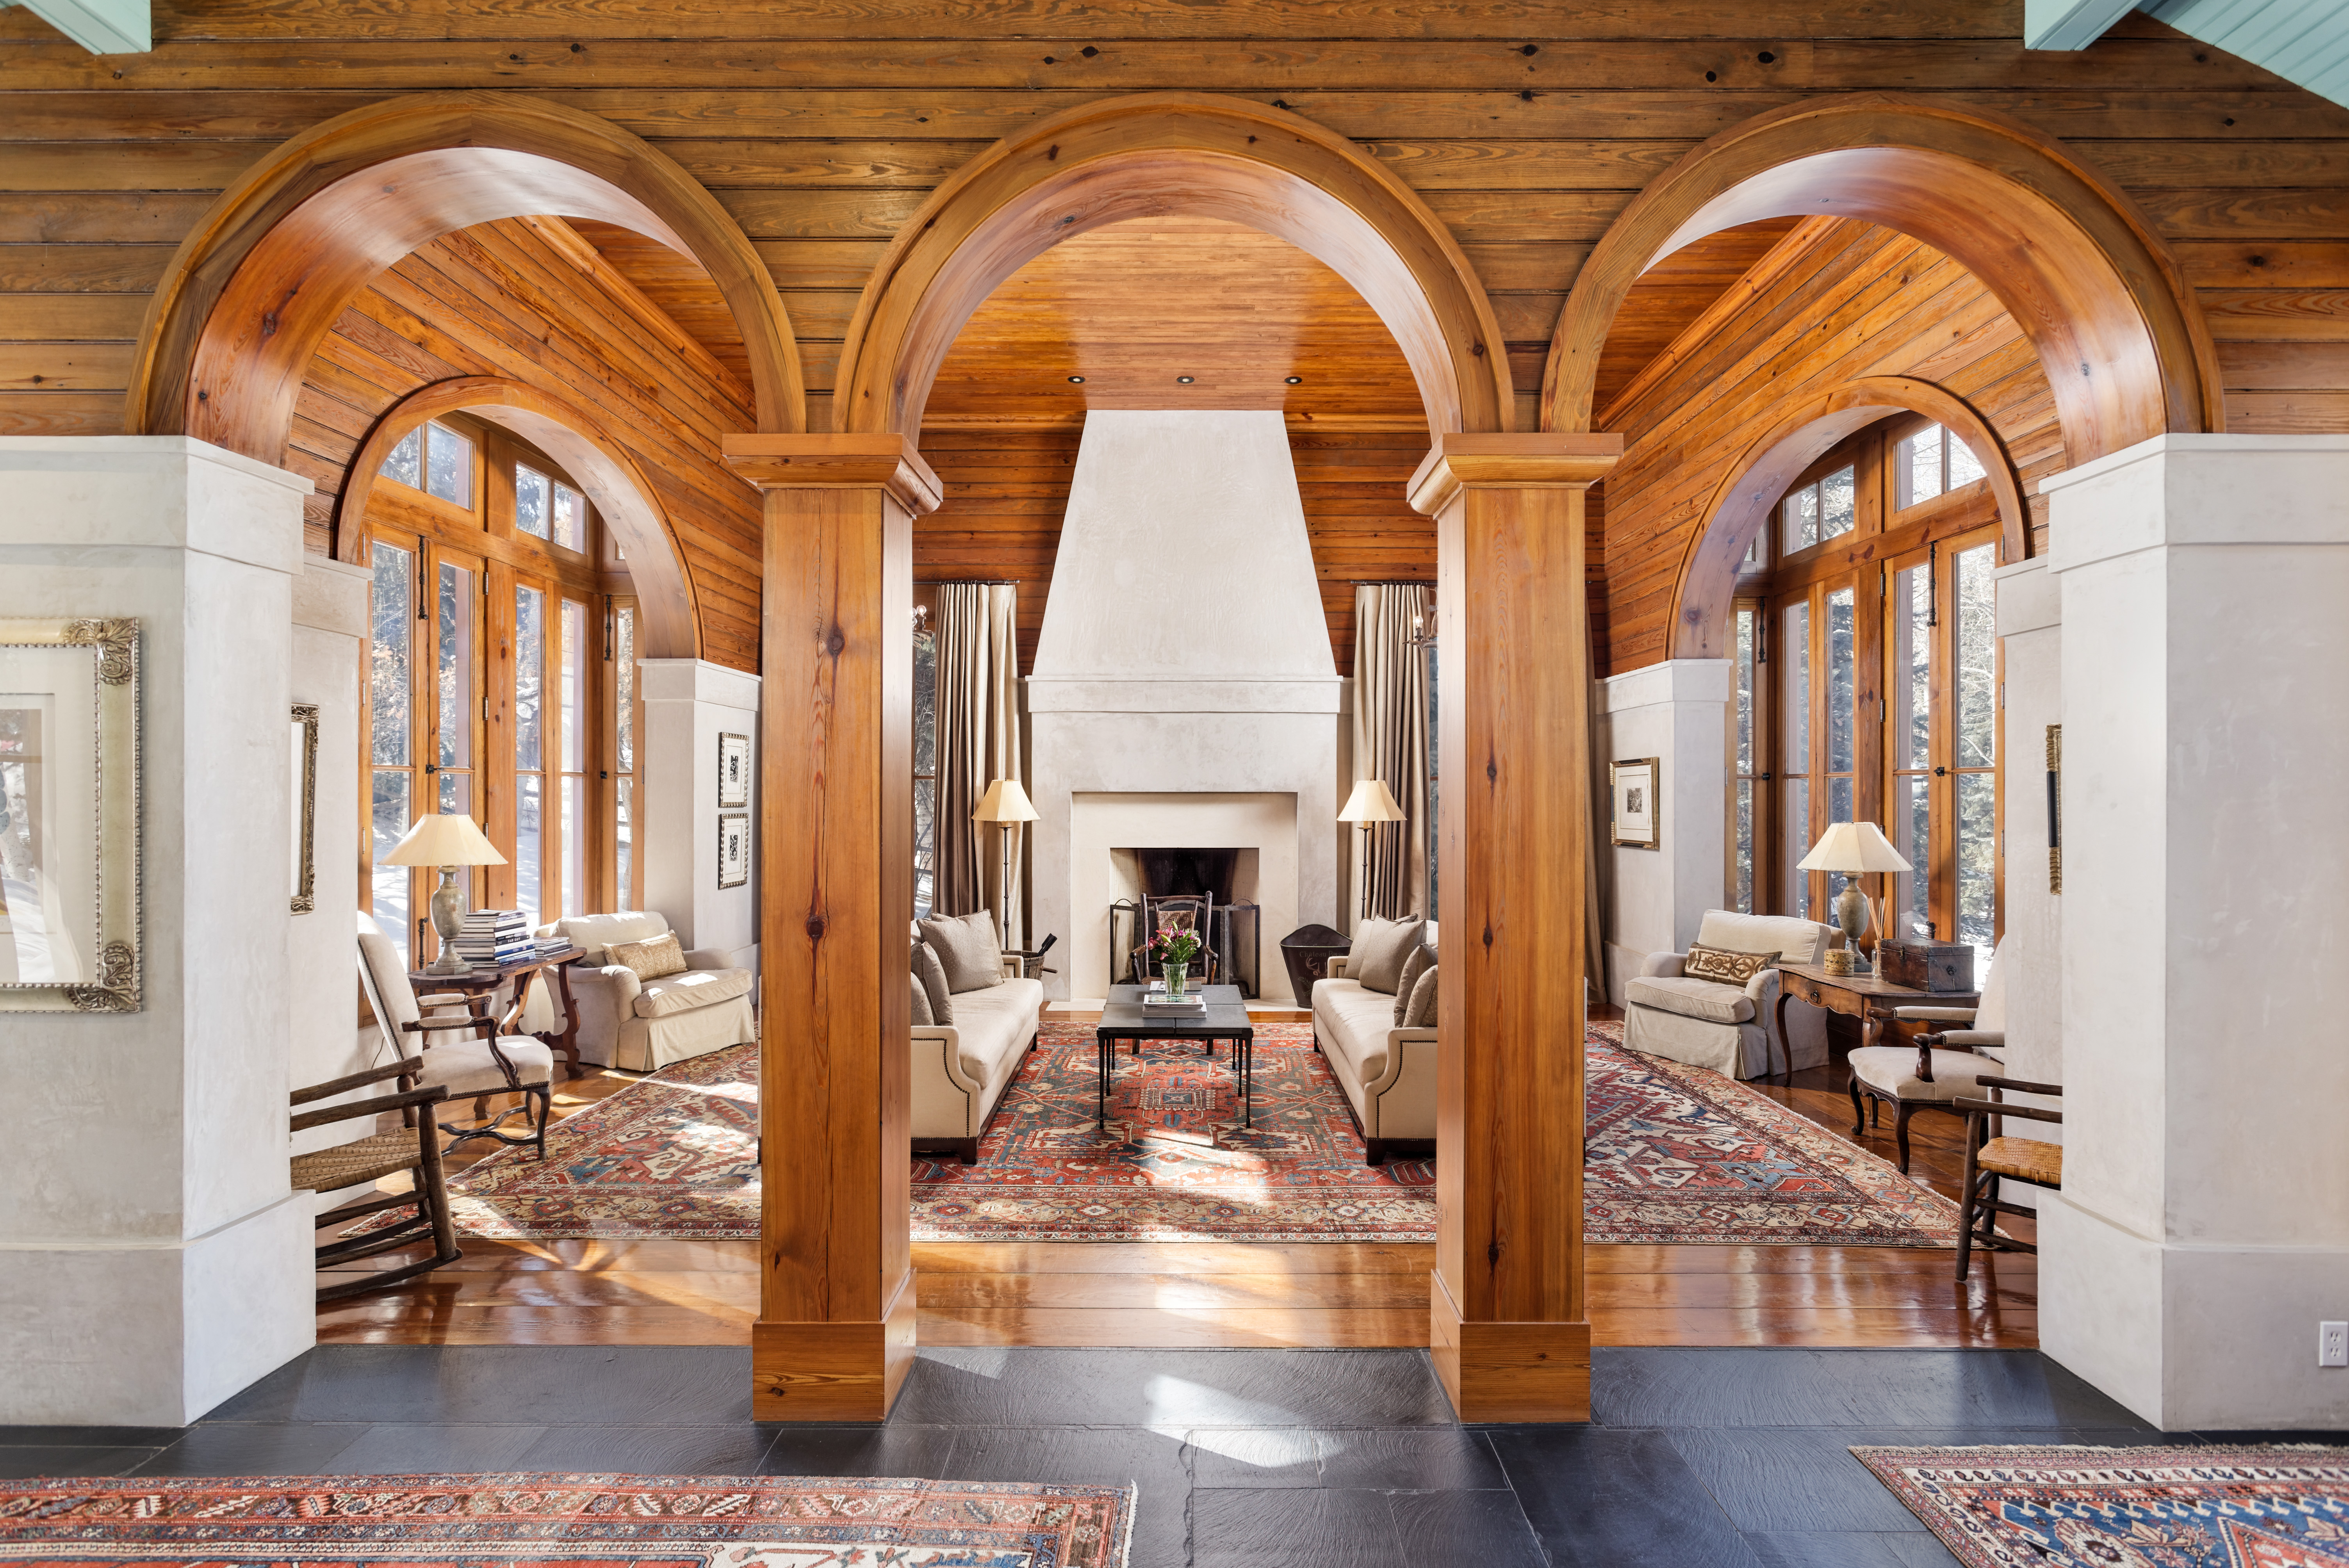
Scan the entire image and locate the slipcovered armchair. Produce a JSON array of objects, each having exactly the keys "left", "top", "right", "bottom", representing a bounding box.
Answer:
[
  {"left": 533, "top": 911, "right": 756, "bottom": 1073},
  {"left": 1623, "top": 911, "right": 1837, "bottom": 1080}
]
